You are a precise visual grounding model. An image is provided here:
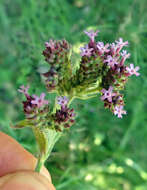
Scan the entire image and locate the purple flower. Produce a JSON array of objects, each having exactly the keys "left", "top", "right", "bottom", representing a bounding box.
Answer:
[
  {"left": 22, "top": 96, "right": 36, "bottom": 116},
  {"left": 96, "top": 42, "right": 109, "bottom": 55},
  {"left": 57, "top": 96, "right": 69, "bottom": 107},
  {"left": 55, "top": 106, "right": 75, "bottom": 130},
  {"left": 126, "top": 64, "right": 140, "bottom": 76},
  {"left": 80, "top": 45, "right": 93, "bottom": 57},
  {"left": 115, "top": 38, "right": 128, "bottom": 47},
  {"left": 121, "top": 50, "right": 130, "bottom": 58},
  {"left": 104, "top": 55, "right": 118, "bottom": 69},
  {"left": 84, "top": 30, "right": 99, "bottom": 42},
  {"left": 110, "top": 43, "right": 118, "bottom": 55},
  {"left": 45, "top": 39, "right": 55, "bottom": 51},
  {"left": 31, "top": 93, "right": 49, "bottom": 108},
  {"left": 114, "top": 105, "right": 127, "bottom": 118},
  {"left": 18, "top": 85, "right": 30, "bottom": 96},
  {"left": 101, "top": 86, "right": 116, "bottom": 102},
  {"left": 115, "top": 38, "right": 128, "bottom": 54},
  {"left": 120, "top": 50, "right": 130, "bottom": 66}
]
